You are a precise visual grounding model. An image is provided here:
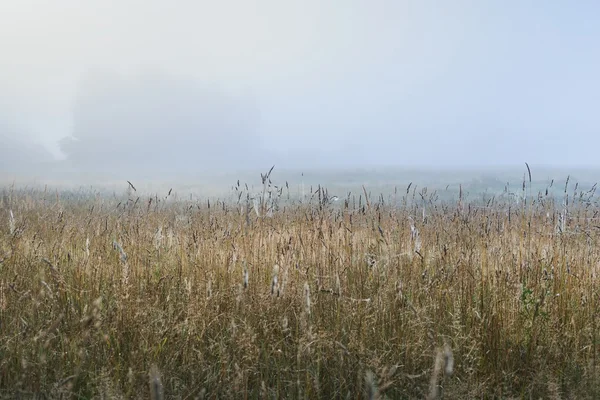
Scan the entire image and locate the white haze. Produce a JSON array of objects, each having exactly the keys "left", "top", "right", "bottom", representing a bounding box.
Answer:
[{"left": 1, "top": 0, "right": 599, "bottom": 179}]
